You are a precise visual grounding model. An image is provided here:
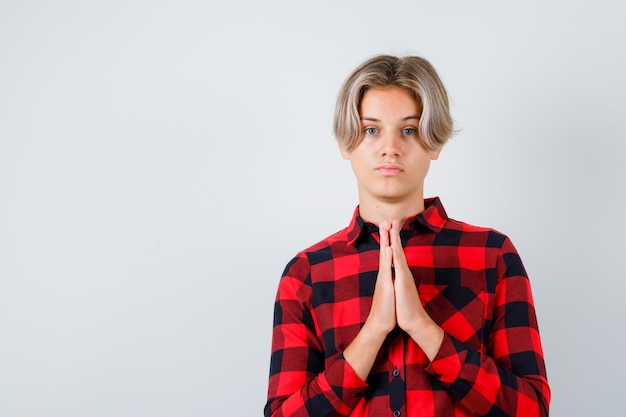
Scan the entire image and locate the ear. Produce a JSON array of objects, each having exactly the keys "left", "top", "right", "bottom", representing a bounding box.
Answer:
[
  {"left": 339, "top": 145, "right": 351, "bottom": 160},
  {"left": 430, "top": 147, "right": 442, "bottom": 161}
]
